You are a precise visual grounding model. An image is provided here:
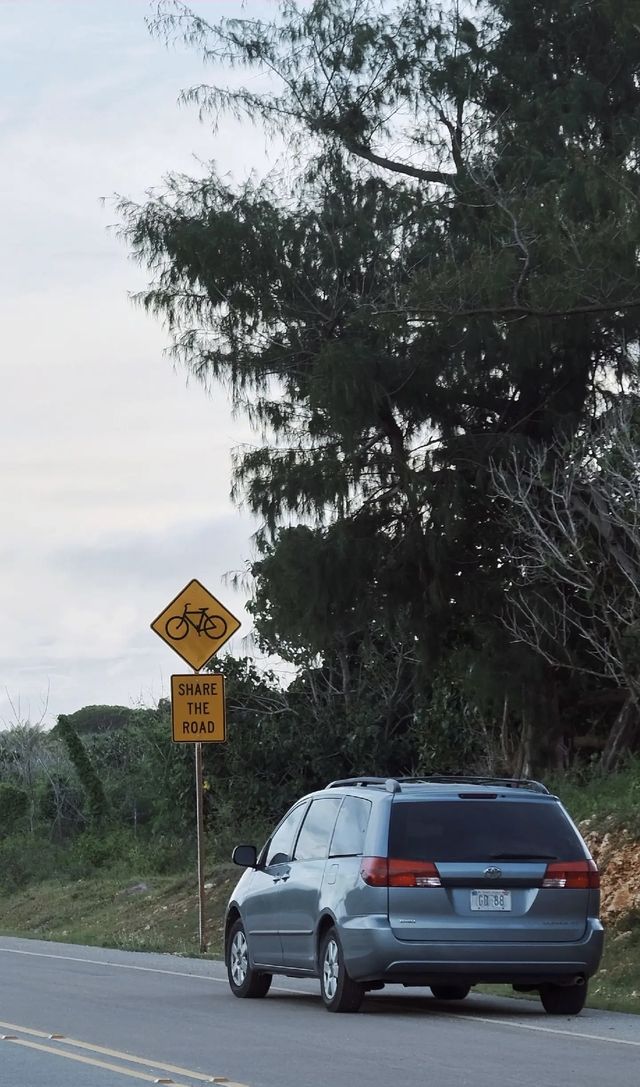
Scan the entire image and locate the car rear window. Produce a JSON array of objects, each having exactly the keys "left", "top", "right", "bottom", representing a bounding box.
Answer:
[{"left": 388, "top": 800, "right": 584, "bottom": 862}]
